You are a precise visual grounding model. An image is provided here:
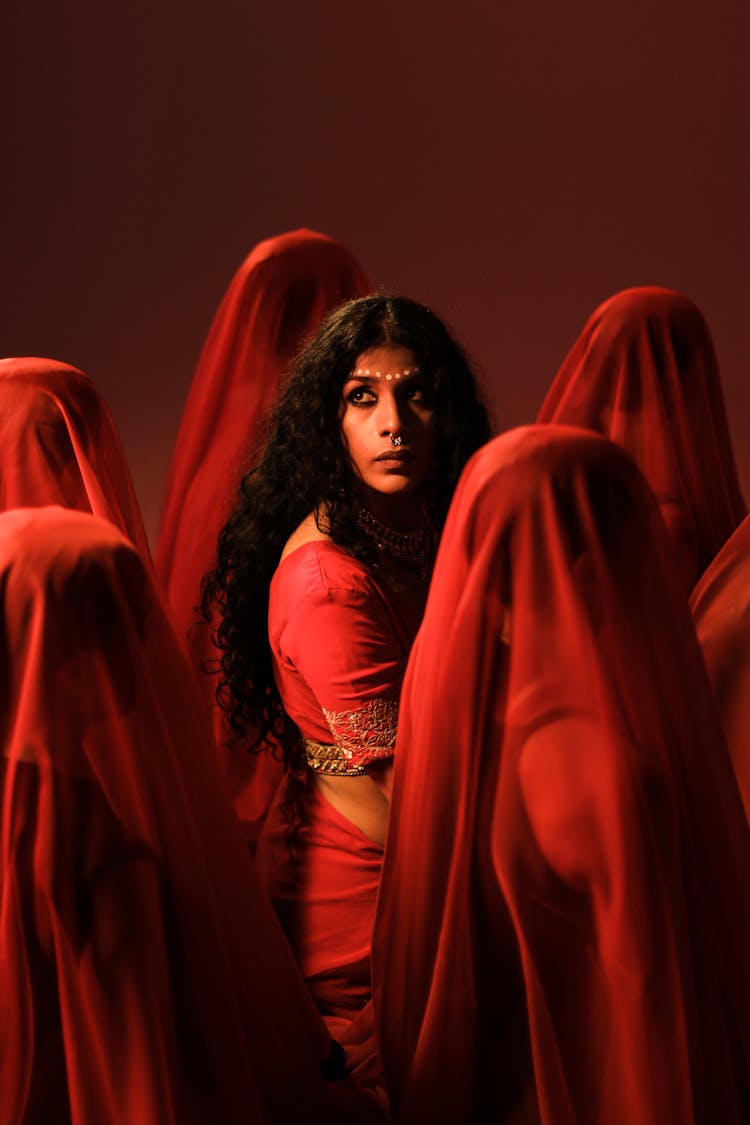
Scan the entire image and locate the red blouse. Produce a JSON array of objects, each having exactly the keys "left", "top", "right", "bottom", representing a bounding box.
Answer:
[{"left": 269, "top": 541, "right": 423, "bottom": 775}]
